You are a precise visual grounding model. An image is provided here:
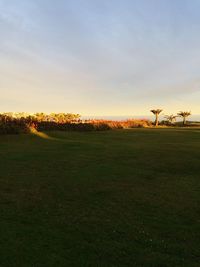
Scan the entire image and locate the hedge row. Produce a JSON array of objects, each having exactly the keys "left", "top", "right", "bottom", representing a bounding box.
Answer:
[{"left": 0, "top": 117, "right": 151, "bottom": 135}]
